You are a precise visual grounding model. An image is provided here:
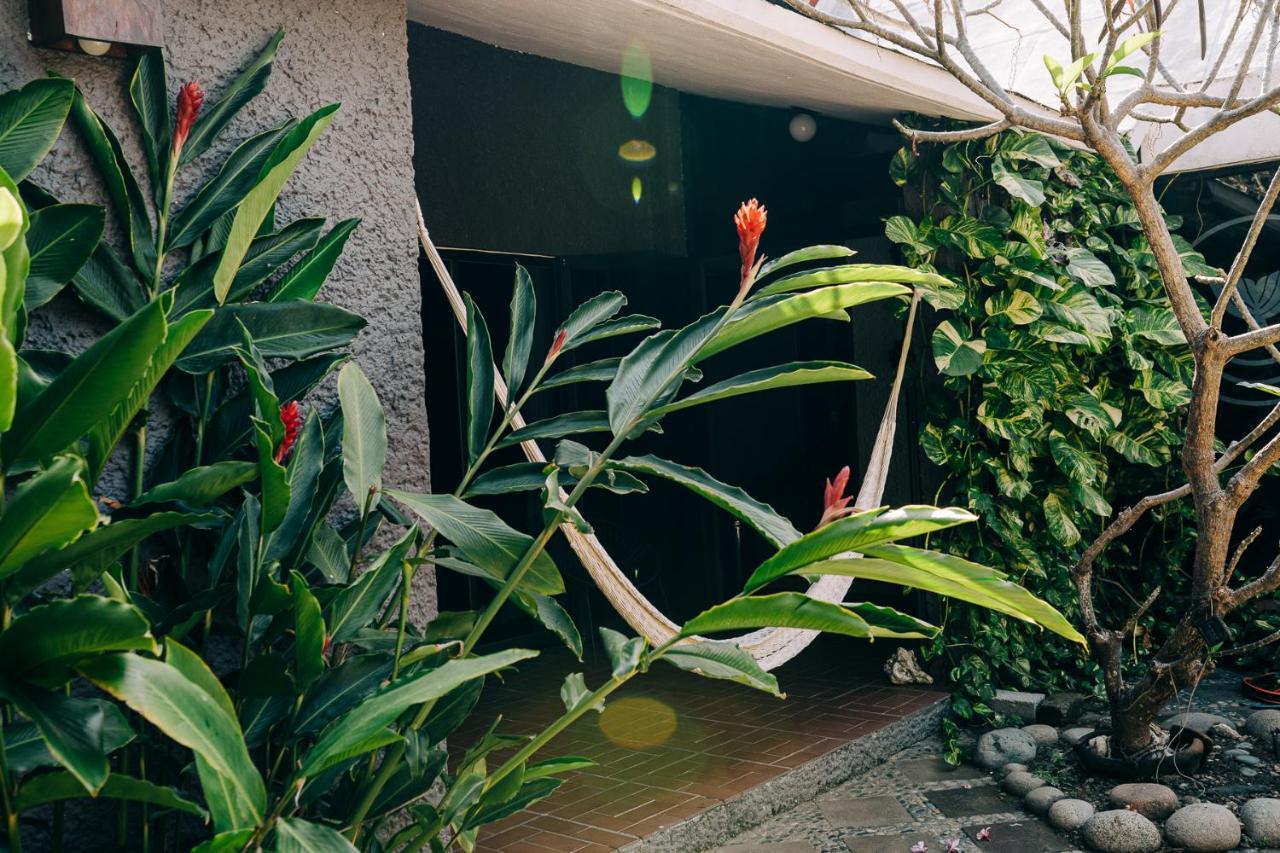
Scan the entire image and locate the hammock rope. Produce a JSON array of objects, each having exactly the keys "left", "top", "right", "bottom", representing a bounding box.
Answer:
[{"left": 417, "top": 201, "right": 919, "bottom": 671}]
